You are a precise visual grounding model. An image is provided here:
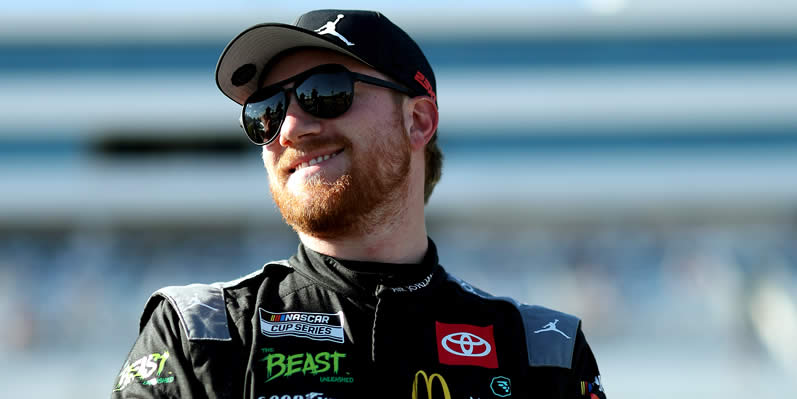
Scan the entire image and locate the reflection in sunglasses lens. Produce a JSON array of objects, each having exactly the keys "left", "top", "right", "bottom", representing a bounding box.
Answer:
[
  {"left": 297, "top": 71, "right": 354, "bottom": 118},
  {"left": 246, "top": 92, "right": 286, "bottom": 143},
  {"left": 242, "top": 66, "right": 366, "bottom": 145}
]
